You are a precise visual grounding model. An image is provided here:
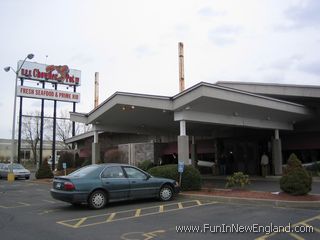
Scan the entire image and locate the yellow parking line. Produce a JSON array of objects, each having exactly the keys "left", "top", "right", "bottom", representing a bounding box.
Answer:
[
  {"left": 256, "top": 214, "right": 320, "bottom": 240},
  {"left": 293, "top": 215, "right": 320, "bottom": 226},
  {"left": 288, "top": 233, "right": 305, "bottom": 240},
  {"left": 142, "top": 230, "right": 166, "bottom": 240},
  {"left": 38, "top": 209, "right": 60, "bottom": 215},
  {"left": 299, "top": 222, "right": 320, "bottom": 233},
  {"left": 0, "top": 202, "right": 31, "bottom": 208},
  {"left": 74, "top": 218, "right": 87, "bottom": 228},
  {"left": 134, "top": 209, "right": 141, "bottom": 217},
  {"left": 57, "top": 199, "right": 217, "bottom": 228},
  {"left": 255, "top": 234, "right": 272, "bottom": 240},
  {"left": 107, "top": 213, "right": 116, "bottom": 222},
  {"left": 17, "top": 202, "right": 31, "bottom": 206},
  {"left": 159, "top": 205, "right": 164, "bottom": 213}
]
